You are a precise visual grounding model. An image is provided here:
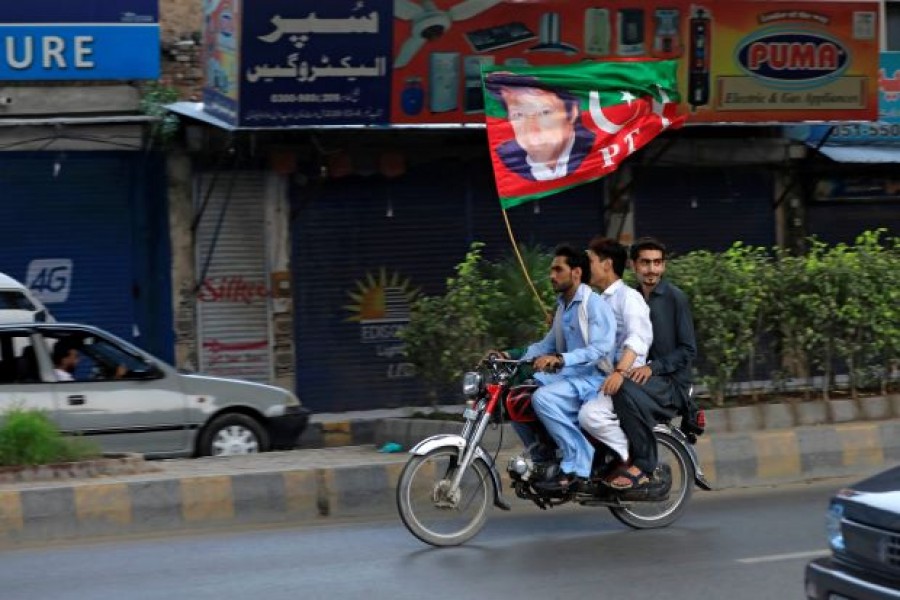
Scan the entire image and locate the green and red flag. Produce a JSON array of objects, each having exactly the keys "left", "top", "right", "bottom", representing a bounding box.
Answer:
[{"left": 482, "top": 60, "right": 686, "bottom": 210}]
